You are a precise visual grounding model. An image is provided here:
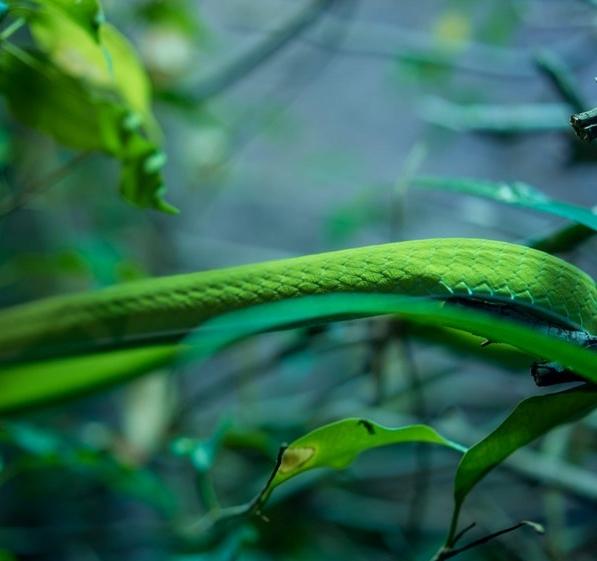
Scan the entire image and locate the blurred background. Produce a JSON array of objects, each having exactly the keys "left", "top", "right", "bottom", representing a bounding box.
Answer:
[{"left": 0, "top": 1, "right": 596, "bottom": 560}]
